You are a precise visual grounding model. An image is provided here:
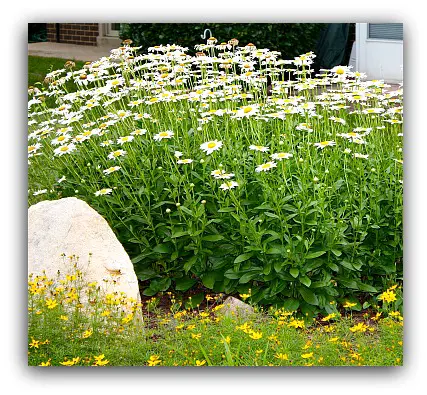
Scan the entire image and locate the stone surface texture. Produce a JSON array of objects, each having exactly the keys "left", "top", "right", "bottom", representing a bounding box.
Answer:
[
  {"left": 221, "top": 296, "right": 255, "bottom": 317},
  {"left": 28, "top": 197, "right": 141, "bottom": 303}
]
